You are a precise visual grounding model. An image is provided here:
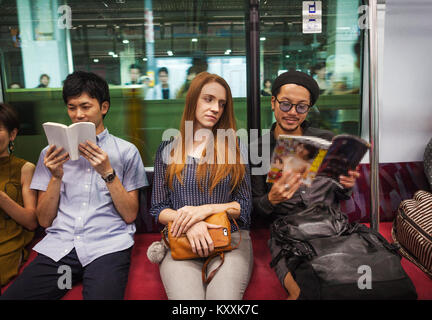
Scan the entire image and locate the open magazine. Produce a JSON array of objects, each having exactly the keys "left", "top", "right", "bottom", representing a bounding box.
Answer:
[{"left": 267, "top": 134, "right": 370, "bottom": 187}]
